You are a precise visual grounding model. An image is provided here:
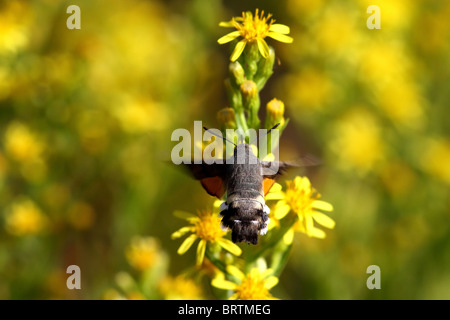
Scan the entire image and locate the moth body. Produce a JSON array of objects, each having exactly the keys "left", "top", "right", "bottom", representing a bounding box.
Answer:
[
  {"left": 219, "top": 144, "right": 269, "bottom": 244},
  {"left": 183, "top": 124, "right": 292, "bottom": 245}
]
